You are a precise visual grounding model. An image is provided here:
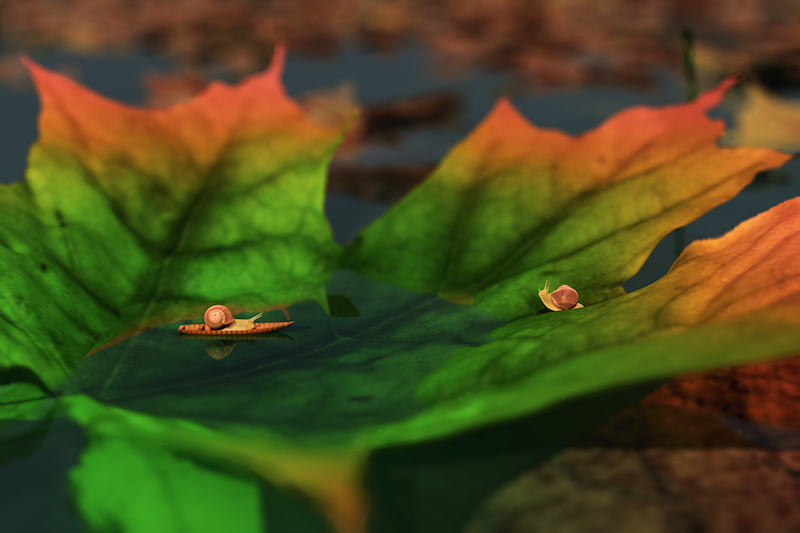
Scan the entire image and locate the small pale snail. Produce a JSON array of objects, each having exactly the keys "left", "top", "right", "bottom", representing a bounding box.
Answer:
[
  {"left": 177, "top": 304, "right": 295, "bottom": 334},
  {"left": 538, "top": 280, "right": 584, "bottom": 311}
]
